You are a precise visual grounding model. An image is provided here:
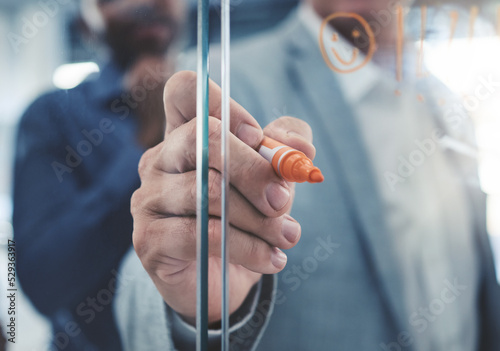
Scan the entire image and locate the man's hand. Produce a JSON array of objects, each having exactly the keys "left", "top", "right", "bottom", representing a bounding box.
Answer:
[{"left": 131, "top": 71, "right": 315, "bottom": 325}]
